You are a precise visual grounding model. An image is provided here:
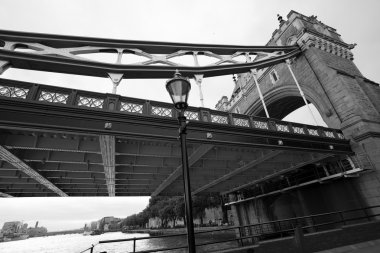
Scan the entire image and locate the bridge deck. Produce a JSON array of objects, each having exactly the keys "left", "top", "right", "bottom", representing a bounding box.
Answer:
[{"left": 0, "top": 78, "right": 352, "bottom": 197}]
